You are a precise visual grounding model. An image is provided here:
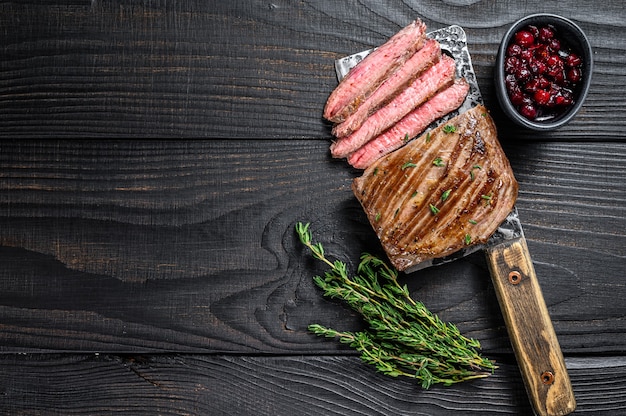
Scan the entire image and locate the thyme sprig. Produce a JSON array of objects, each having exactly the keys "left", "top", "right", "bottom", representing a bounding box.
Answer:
[{"left": 296, "top": 222, "right": 496, "bottom": 388}]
